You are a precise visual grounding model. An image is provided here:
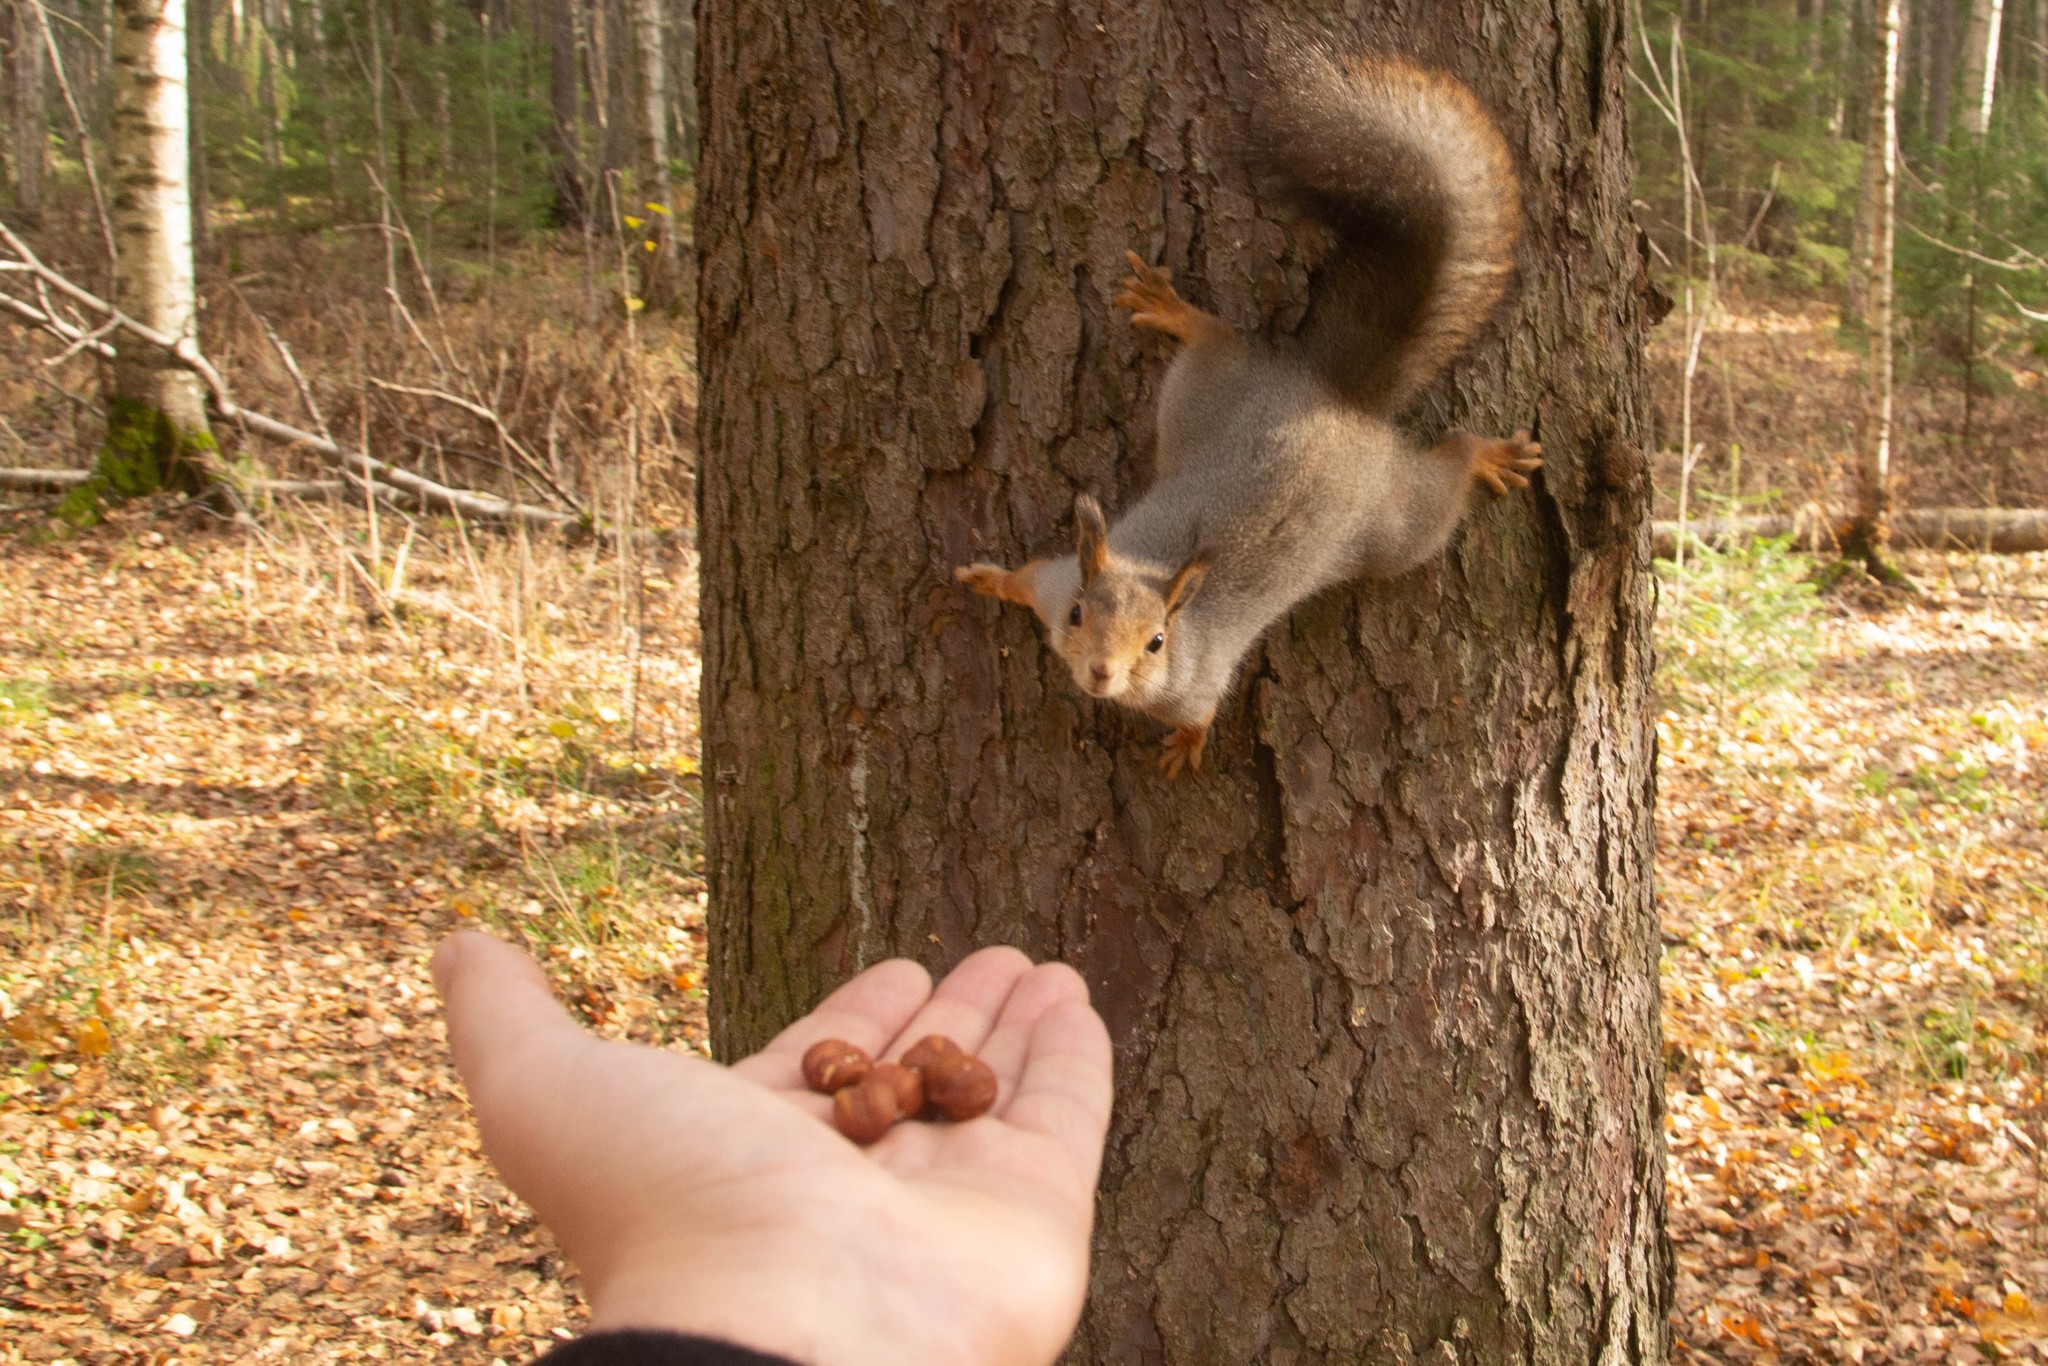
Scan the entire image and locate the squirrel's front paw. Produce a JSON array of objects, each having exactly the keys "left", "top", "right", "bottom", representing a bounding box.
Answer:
[
  {"left": 955, "top": 561, "right": 1044, "bottom": 608},
  {"left": 1158, "top": 723, "right": 1209, "bottom": 779},
  {"left": 1472, "top": 429, "right": 1544, "bottom": 496},
  {"left": 955, "top": 563, "right": 1012, "bottom": 598}
]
